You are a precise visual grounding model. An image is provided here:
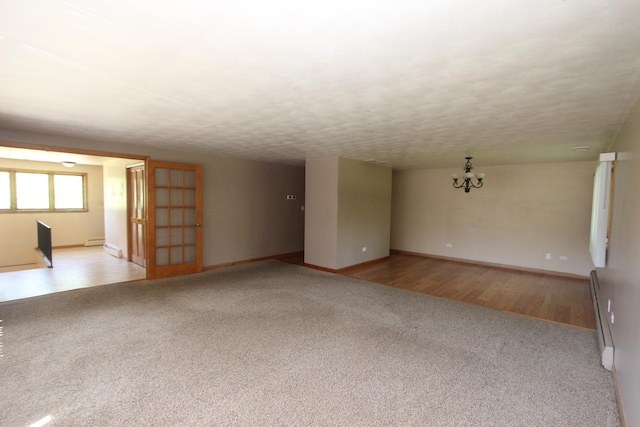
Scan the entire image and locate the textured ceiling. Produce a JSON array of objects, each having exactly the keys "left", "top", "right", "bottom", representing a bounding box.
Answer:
[{"left": 1, "top": 0, "right": 640, "bottom": 169}]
